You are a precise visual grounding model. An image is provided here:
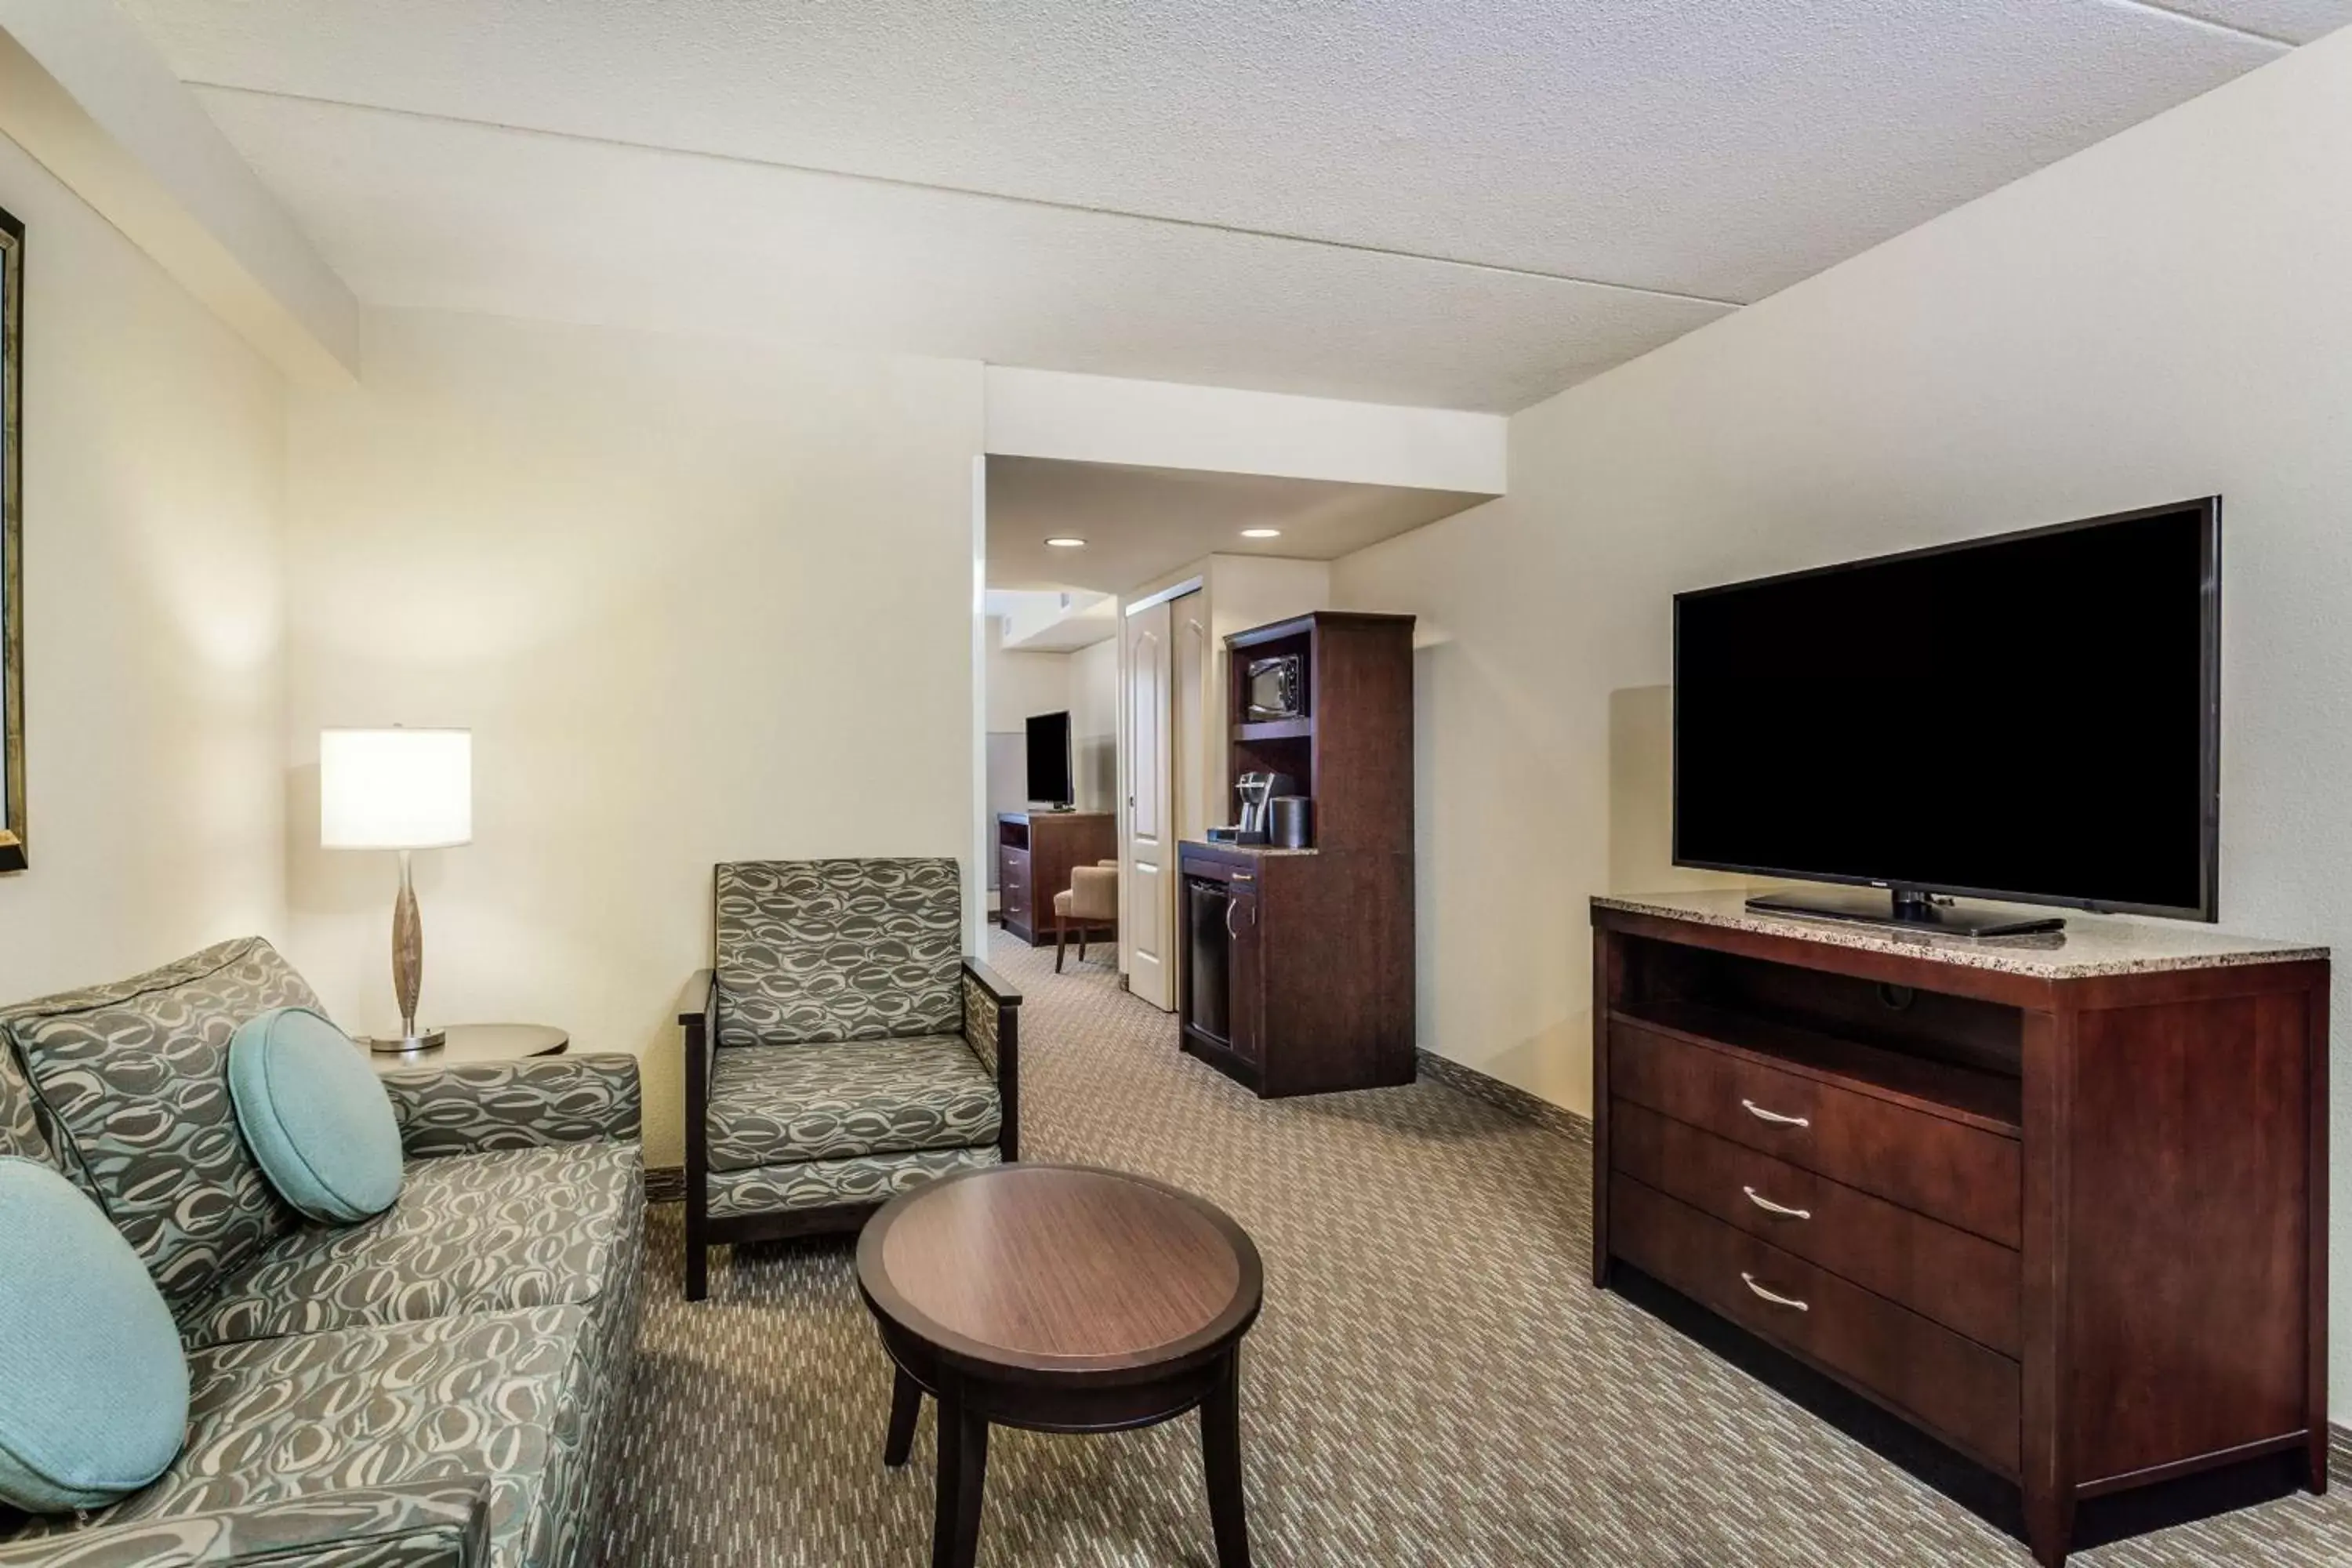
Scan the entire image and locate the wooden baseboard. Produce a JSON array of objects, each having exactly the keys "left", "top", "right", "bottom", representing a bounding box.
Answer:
[
  {"left": 1414, "top": 1050, "right": 1591, "bottom": 1145},
  {"left": 644, "top": 1165, "right": 687, "bottom": 1204}
]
